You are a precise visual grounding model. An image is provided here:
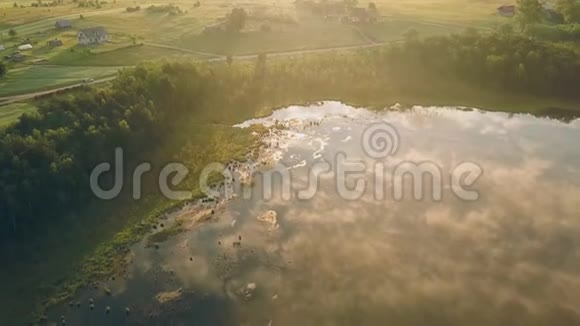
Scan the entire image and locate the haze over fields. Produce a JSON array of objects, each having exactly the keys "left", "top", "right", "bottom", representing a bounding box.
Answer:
[{"left": 2, "top": 0, "right": 580, "bottom": 325}]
